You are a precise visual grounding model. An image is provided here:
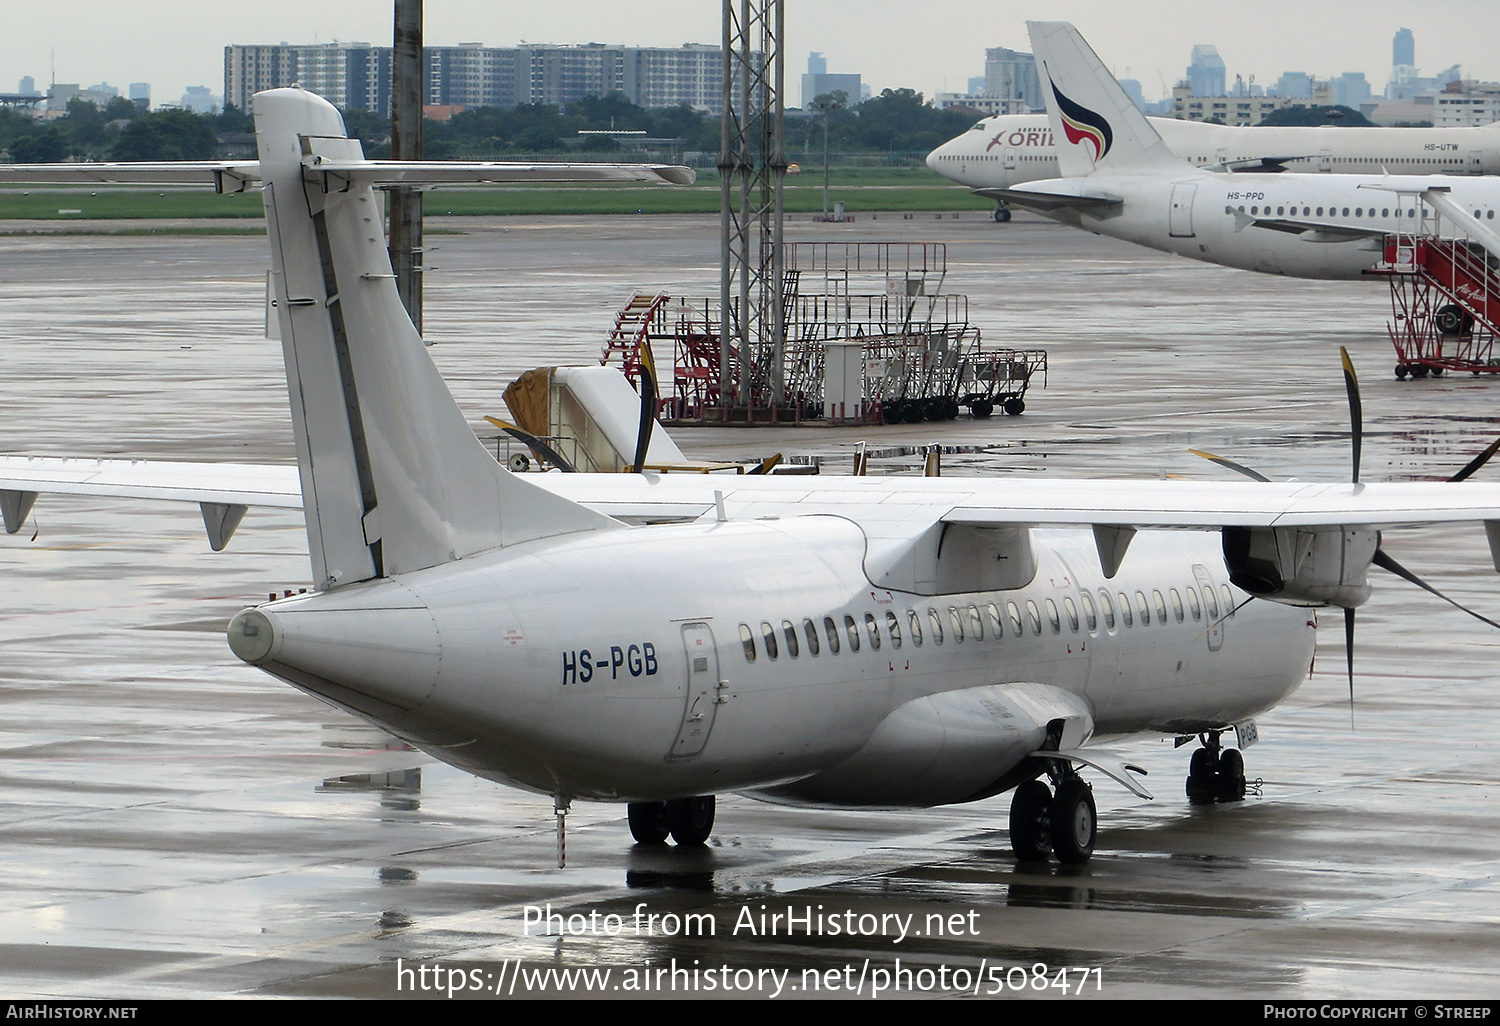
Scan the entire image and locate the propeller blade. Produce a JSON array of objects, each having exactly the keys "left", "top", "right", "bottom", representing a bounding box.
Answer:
[
  {"left": 1340, "top": 346, "right": 1362, "bottom": 485},
  {"left": 631, "top": 342, "right": 659, "bottom": 474},
  {"left": 746, "top": 453, "right": 783, "bottom": 476},
  {"left": 1371, "top": 548, "right": 1500, "bottom": 629},
  {"left": 1447, "top": 436, "right": 1500, "bottom": 483},
  {"left": 1192, "top": 594, "right": 1256, "bottom": 643},
  {"left": 483, "top": 417, "right": 577, "bottom": 473},
  {"left": 1343, "top": 607, "right": 1356, "bottom": 726},
  {"left": 1188, "top": 449, "right": 1271, "bottom": 483}
]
